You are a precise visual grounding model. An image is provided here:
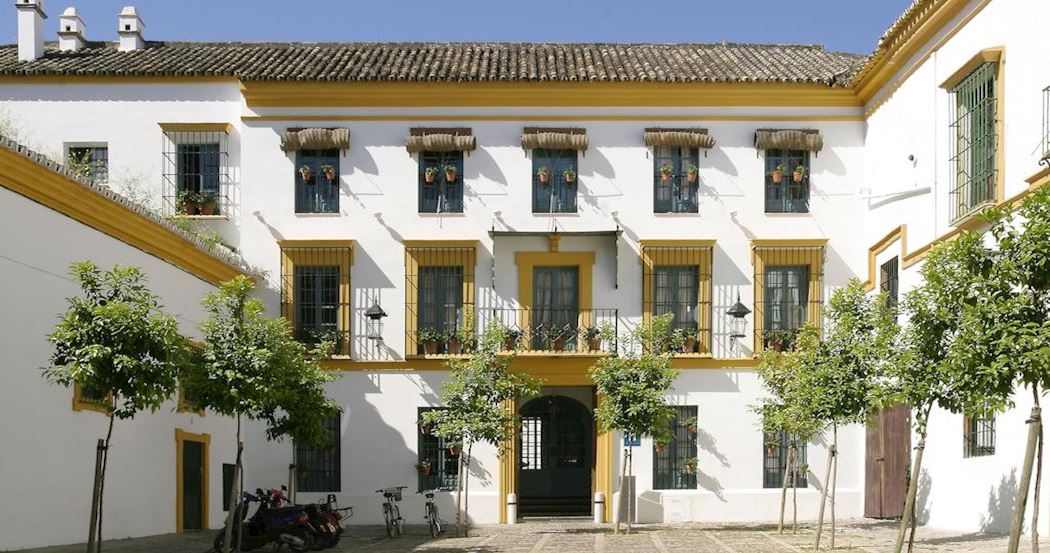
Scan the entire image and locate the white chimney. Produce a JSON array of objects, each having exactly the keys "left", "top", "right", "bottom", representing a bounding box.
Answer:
[
  {"left": 57, "top": 7, "right": 85, "bottom": 52},
  {"left": 117, "top": 6, "right": 144, "bottom": 52},
  {"left": 15, "top": 0, "right": 47, "bottom": 62}
]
